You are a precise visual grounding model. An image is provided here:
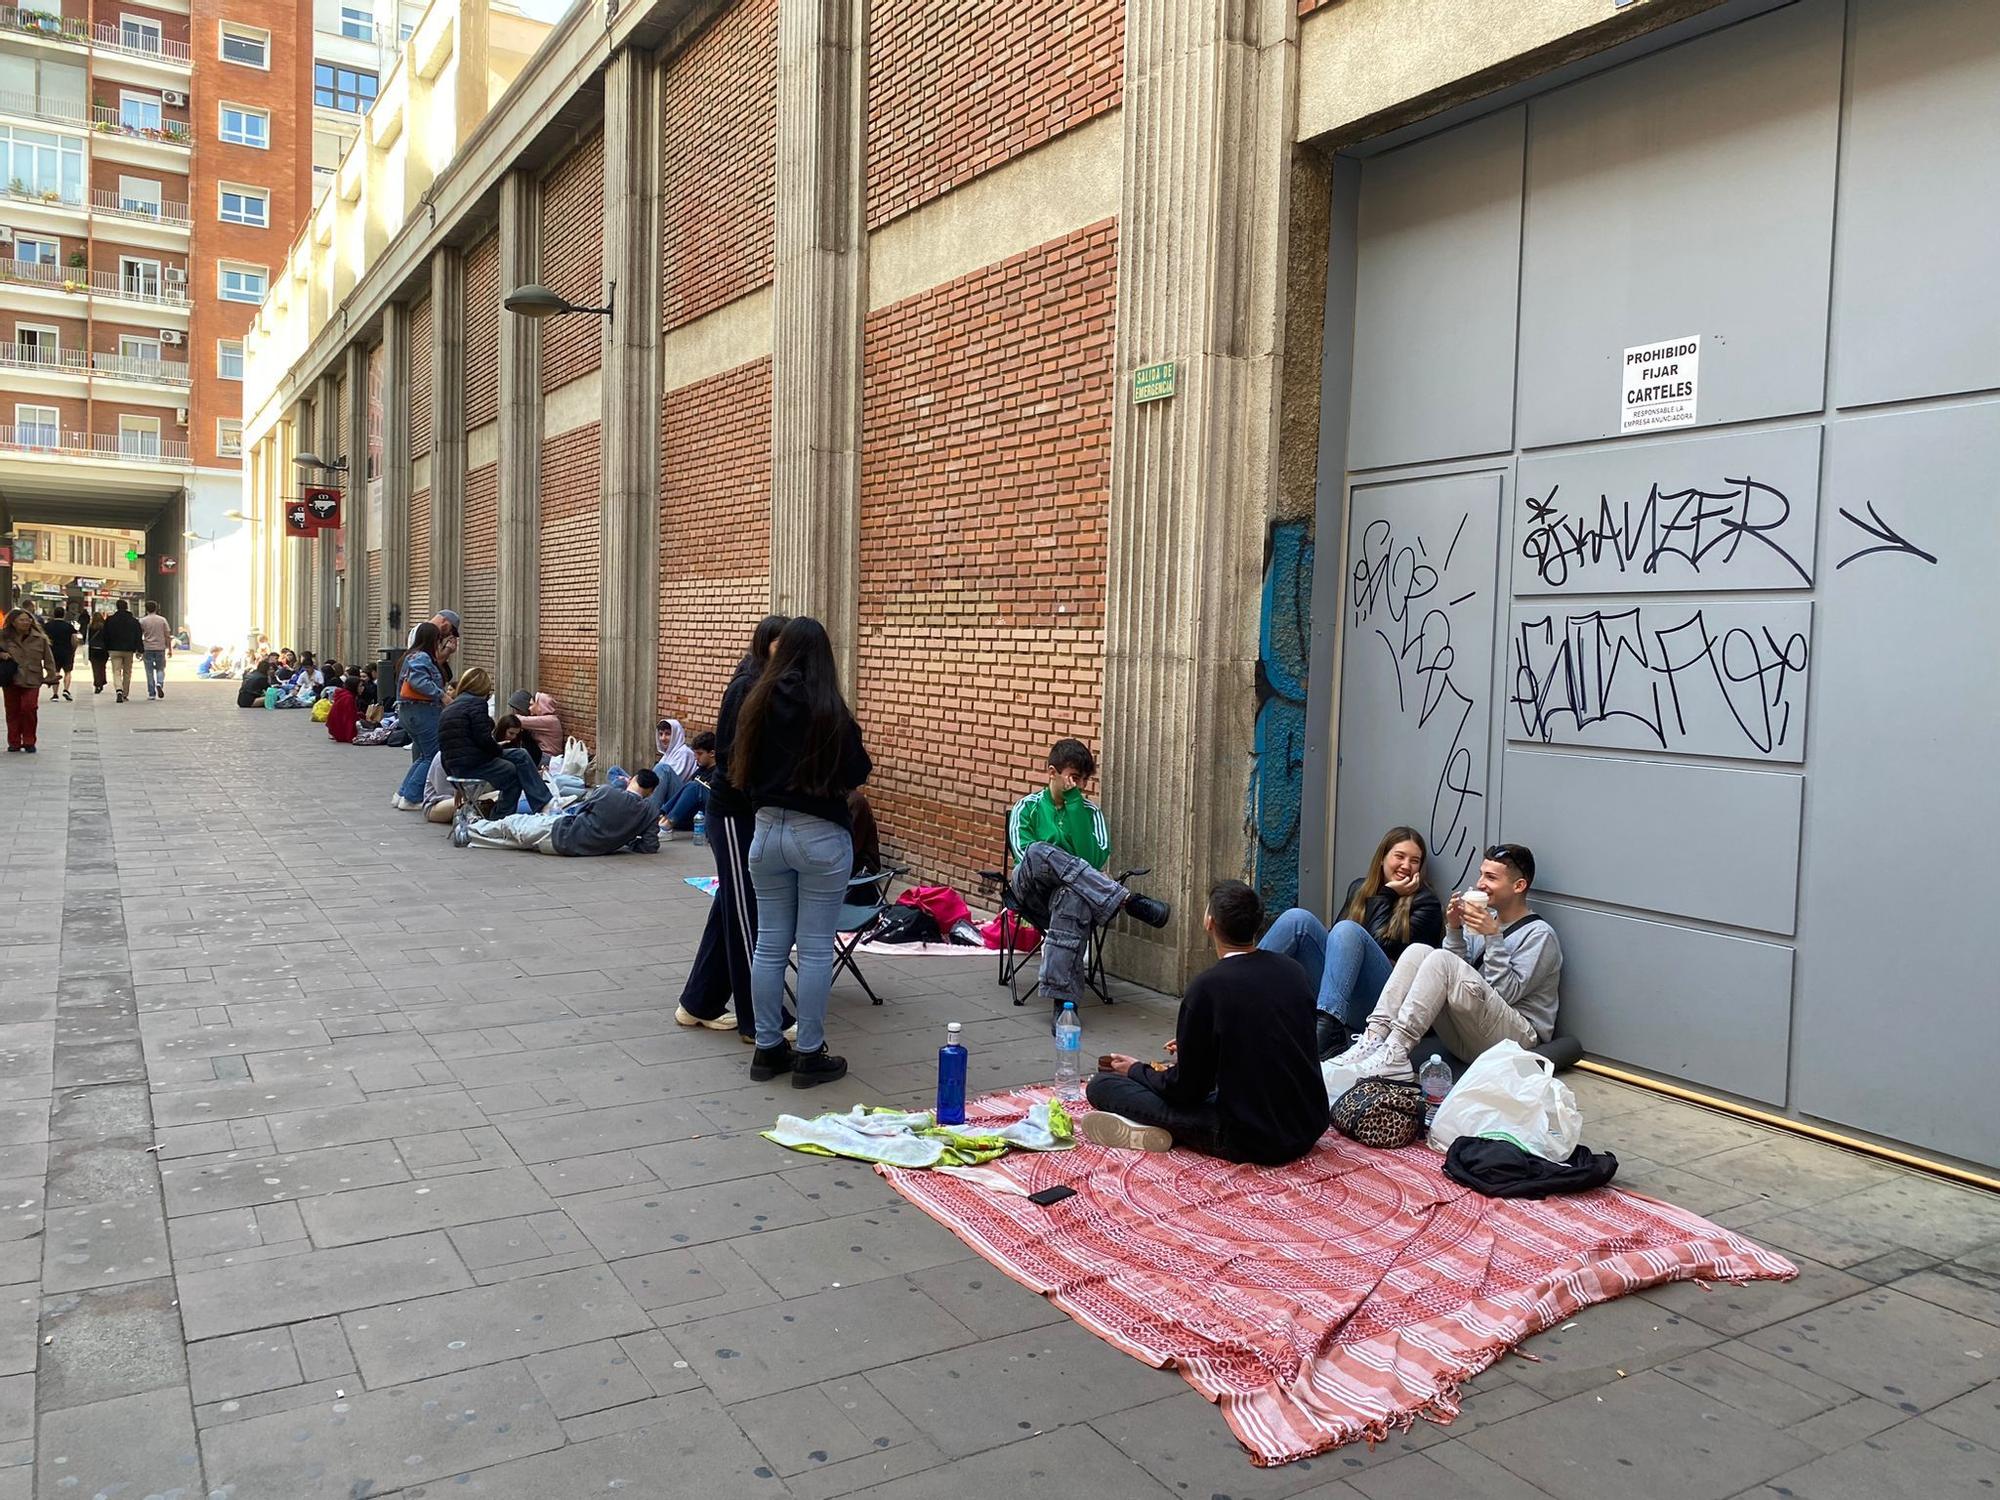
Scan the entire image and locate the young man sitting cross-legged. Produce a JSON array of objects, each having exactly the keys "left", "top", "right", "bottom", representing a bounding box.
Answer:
[
  {"left": 1329, "top": 842, "right": 1562, "bottom": 1082},
  {"left": 1082, "top": 880, "right": 1328, "bottom": 1165}
]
